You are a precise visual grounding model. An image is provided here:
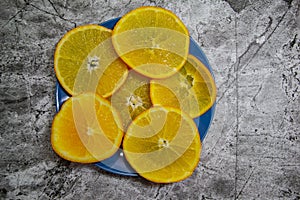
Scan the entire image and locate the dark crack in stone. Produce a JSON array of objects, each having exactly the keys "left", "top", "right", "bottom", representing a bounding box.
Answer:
[{"left": 224, "top": 0, "right": 251, "bottom": 13}]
